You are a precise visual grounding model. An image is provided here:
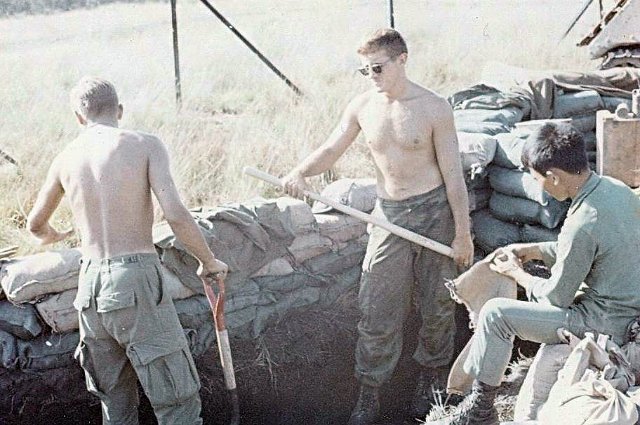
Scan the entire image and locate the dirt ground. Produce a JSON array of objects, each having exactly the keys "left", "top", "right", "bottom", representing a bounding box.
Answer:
[{"left": 2, "top": 286, "right": 538, "bottom": 425}]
